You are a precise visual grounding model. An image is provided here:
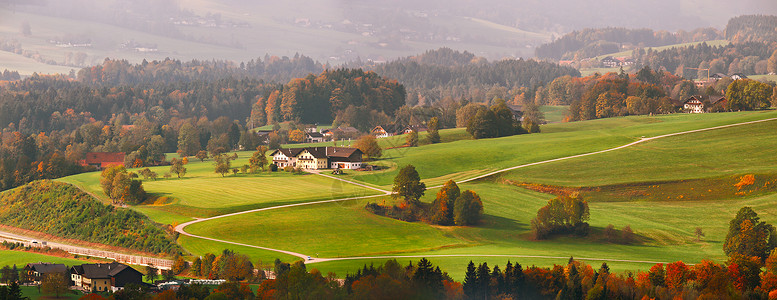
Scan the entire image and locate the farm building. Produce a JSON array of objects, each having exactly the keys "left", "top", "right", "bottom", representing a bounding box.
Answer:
[
  {"left": 71, "top": 262, "right": 143, "bottom": 293},
  {"left": 270, "top": 147, "right": 363, "bottom": 170},
  {"left": 79, "top": 152, "right": 125, "bottom": 169}
]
